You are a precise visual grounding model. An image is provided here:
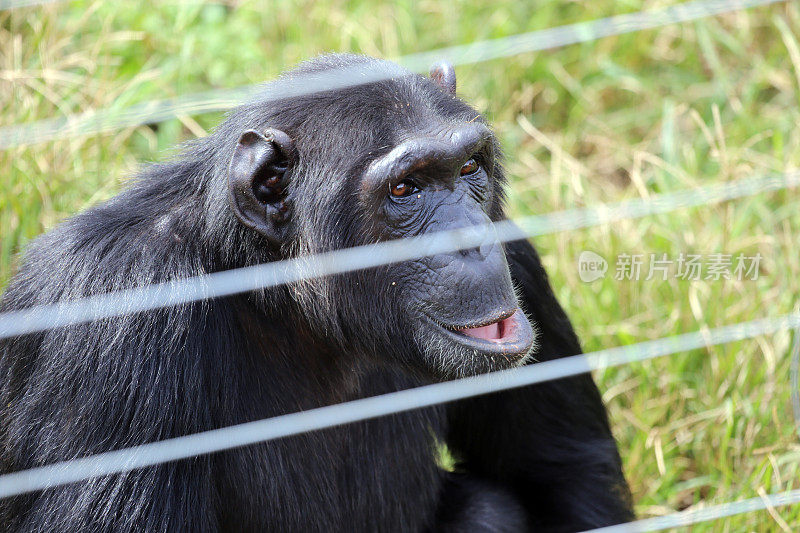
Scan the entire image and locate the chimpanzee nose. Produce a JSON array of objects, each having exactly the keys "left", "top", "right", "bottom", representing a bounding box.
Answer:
[
  {"left": 458, "top": 237, "right": 495, "bottom": 260},
  {"left": 452, "top": 218, "right": 496, "bottom": 261}
]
